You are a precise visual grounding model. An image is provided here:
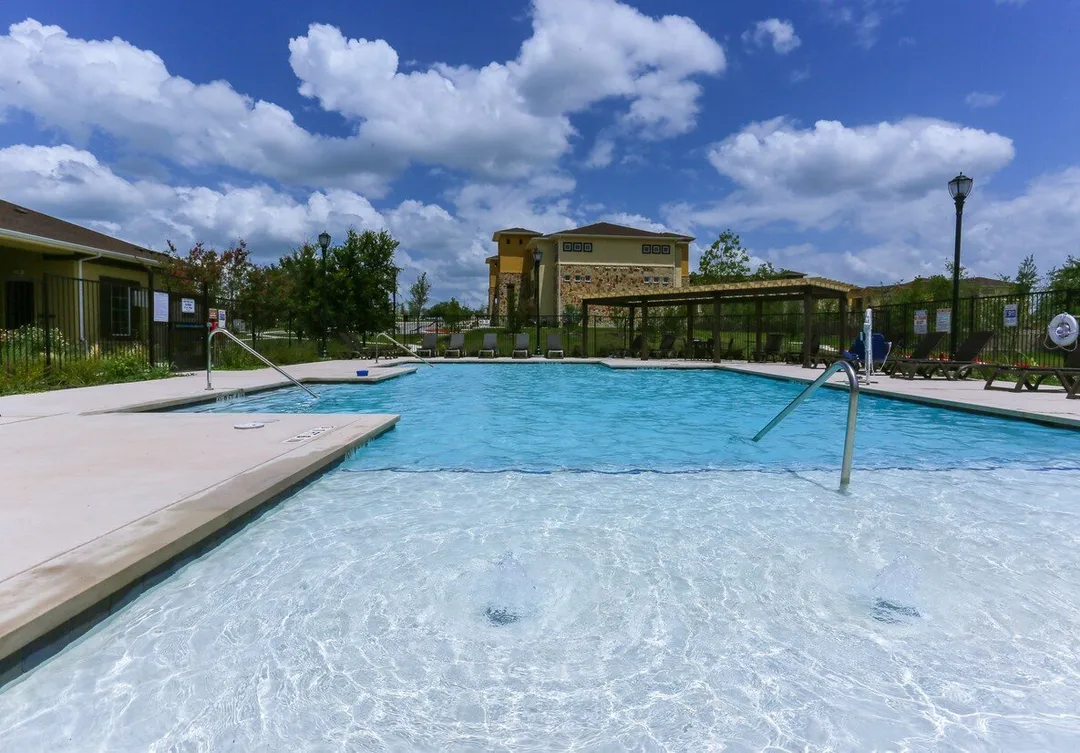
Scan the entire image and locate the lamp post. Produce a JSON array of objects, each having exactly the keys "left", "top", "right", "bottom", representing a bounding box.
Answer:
[
  {"left": 532, "top": 247, "right": 542, "bottom": 355},
  {"left": 947, "top": 173, "right": 973, "bottom": 359},
  {"left": 317, "top": 231, "right": 331, "bottom": 358}
]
